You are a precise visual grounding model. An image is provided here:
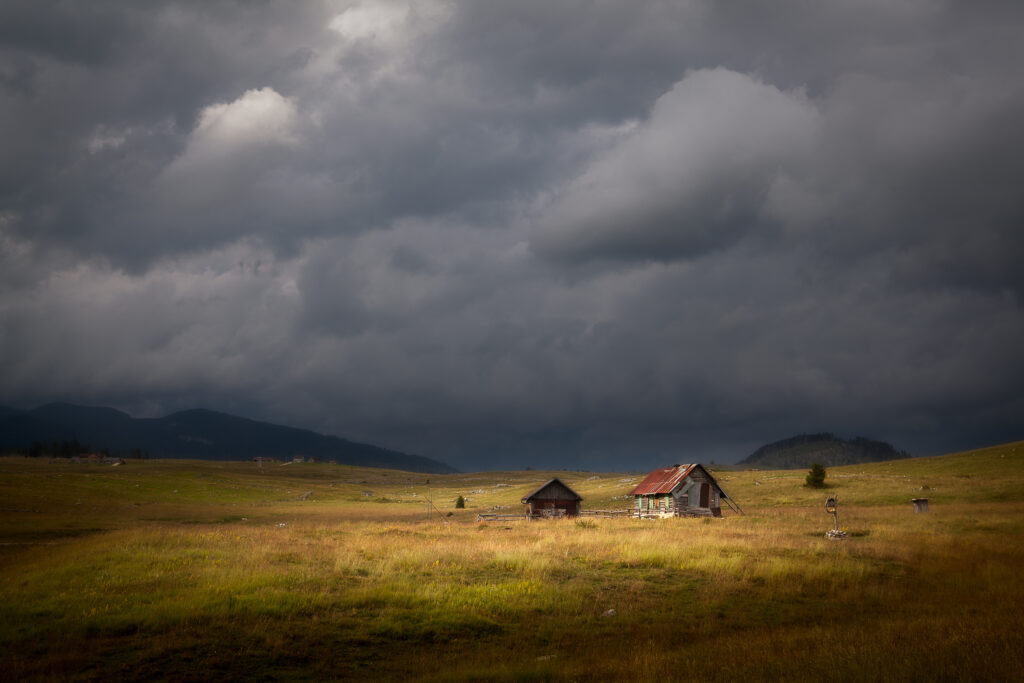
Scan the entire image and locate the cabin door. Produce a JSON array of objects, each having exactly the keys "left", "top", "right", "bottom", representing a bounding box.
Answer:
[{"left": 699, "top": 483, "right": 710, "bottom": 507}]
